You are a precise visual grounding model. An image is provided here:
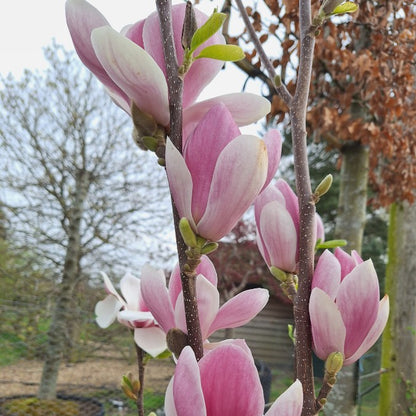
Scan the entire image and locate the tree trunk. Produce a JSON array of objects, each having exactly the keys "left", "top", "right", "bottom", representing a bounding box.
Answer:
[
  {"left": 323, "top": 143, "right": 369, "bottom": 416},
  {"left": 38, "top": 169, "right": 90, "bottom": 399},
  {"left": 379, "top": 202, "right": 416, "bottom": 415}
]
